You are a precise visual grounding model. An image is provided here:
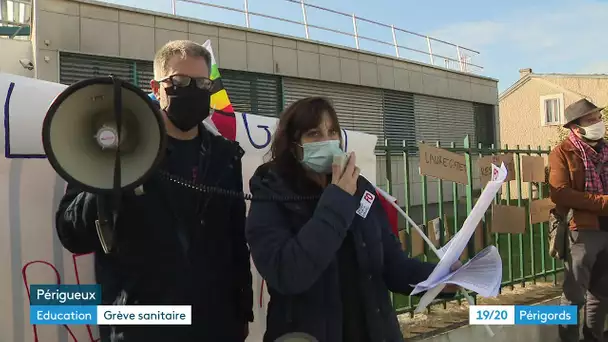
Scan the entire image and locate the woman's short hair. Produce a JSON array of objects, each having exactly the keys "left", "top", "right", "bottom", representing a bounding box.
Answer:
[{"left": 266, "top": 97, "right": 341, "bottom": 193}]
